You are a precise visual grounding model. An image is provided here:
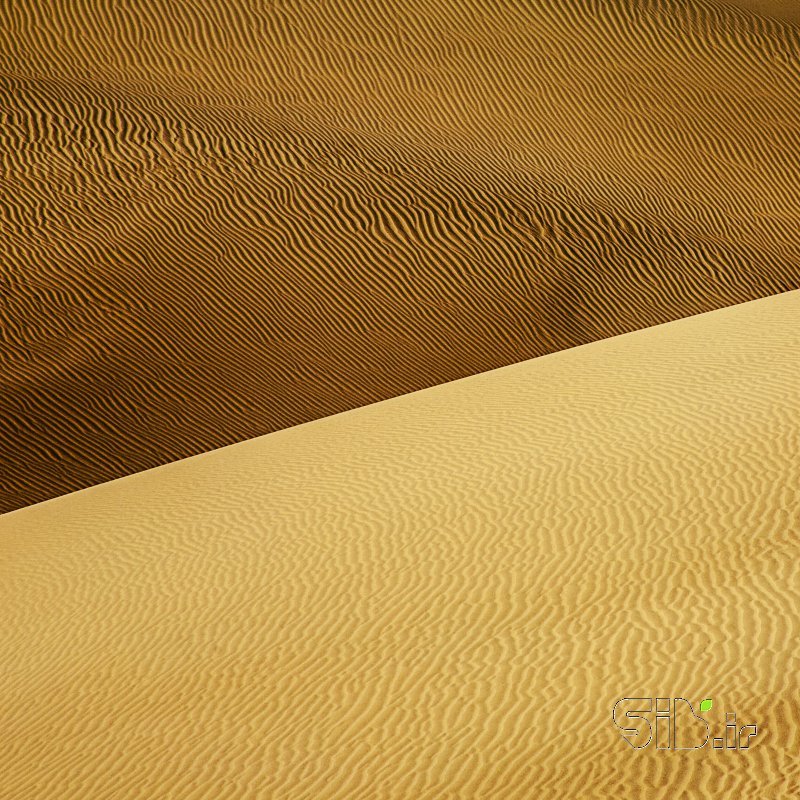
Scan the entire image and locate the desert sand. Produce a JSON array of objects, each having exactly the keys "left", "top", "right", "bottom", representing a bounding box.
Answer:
[
  {"left": 721, "top": 0, "right": 800, "bottom": 23},
  {"left": 1, "top": 290, "right": 799, "bottom": 798},
  {"left": 2, "top": 0, "right": 800, "bottom": 511}
]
